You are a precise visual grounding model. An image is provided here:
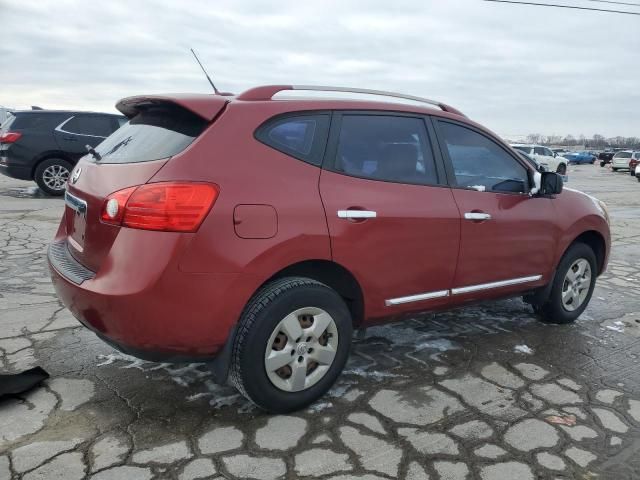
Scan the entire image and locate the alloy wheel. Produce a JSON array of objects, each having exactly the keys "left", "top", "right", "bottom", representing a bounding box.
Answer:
[{"left": 42, "top": 164, "right": 70, "bottom": 191}]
